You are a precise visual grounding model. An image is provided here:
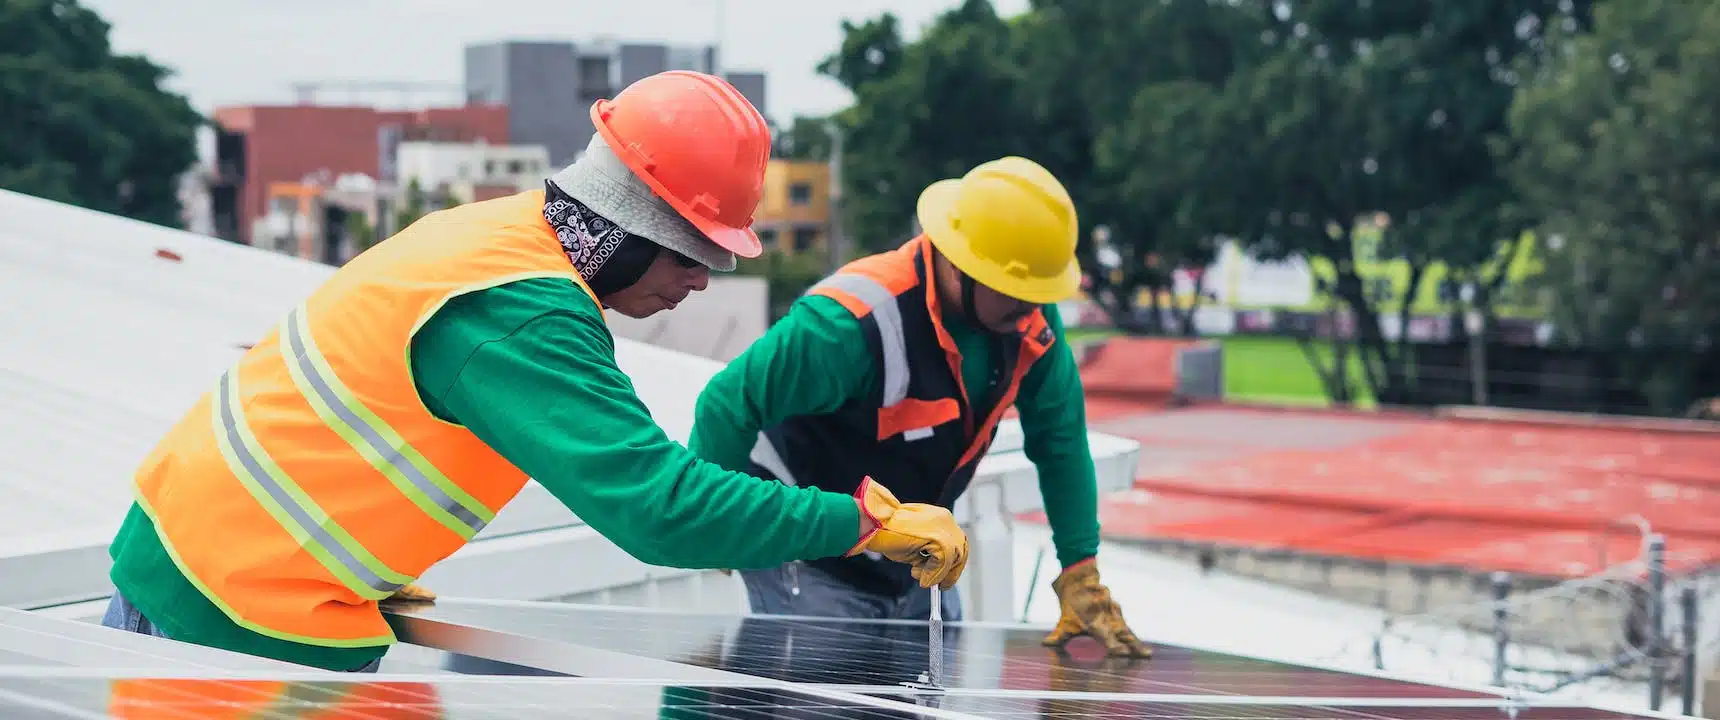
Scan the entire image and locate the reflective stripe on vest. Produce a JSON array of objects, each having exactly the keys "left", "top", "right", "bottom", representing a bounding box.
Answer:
[
  {"left": 282, "top": 304, "right": 493, "bottom": 539},
  {"left": 213, "top": 368, "right": 408, "bottom": 598},
  {"left": 807, "top": 273, "right": 910, "bottom": 406}
]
